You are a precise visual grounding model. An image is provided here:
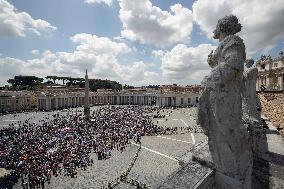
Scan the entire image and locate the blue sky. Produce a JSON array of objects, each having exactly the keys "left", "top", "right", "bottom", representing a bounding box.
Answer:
[{"left": 0, "top": 0, "right": 284, "bottom": 86}]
